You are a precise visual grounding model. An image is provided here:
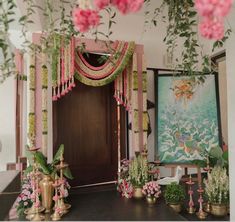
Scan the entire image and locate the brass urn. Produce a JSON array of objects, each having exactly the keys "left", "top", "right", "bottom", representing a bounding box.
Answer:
[
  {"left": 133, "top": 187, "right": 144, "bottom": 199},
  {"left": 210, "top": 203, "right": 228, "bottom": 217},
  {"left": 39, "top": 174, "right": 54, "bottom": 213},
  {"left": 146, "top": 195, "right": 157, "bottom": 204},
  {"left": 169, "top": 203, "right": 182, "bottom": 213}
]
